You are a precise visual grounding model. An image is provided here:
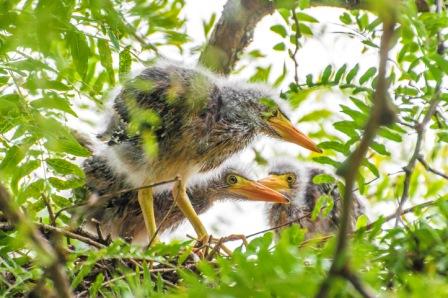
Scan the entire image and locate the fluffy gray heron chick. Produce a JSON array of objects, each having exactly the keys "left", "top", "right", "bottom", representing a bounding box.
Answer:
[
  {"left": 97, "top": 62, "right": 321, "bottom": 243},
  {"left": 83, "top": 156, "right": 288, "bottom": 243},
  {"left": 258, "top": 158, "right": 365, "bottom": 238}
]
